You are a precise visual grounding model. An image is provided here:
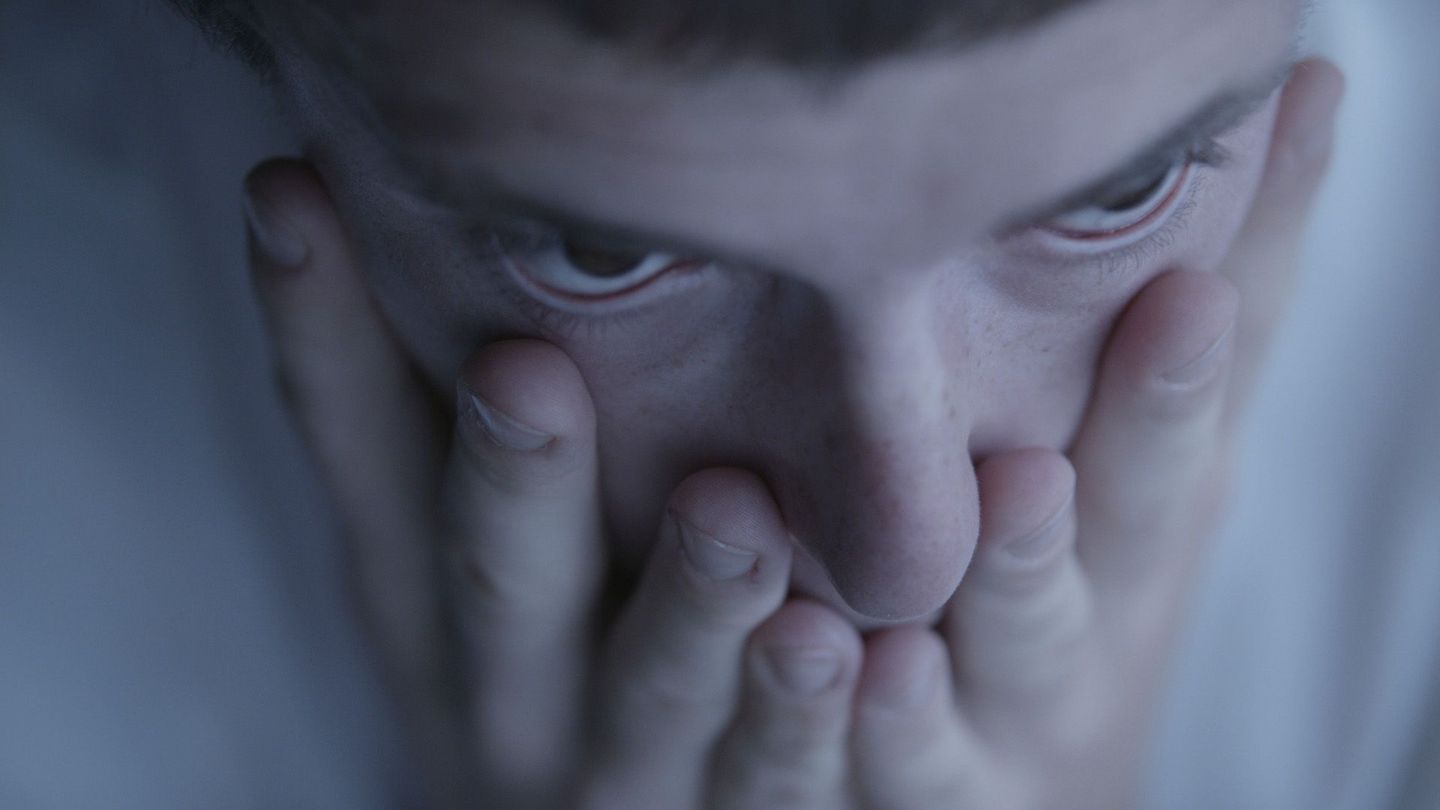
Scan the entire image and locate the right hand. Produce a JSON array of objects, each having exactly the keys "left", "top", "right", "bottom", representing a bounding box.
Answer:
[{"left": 243, "top": 160, "right": 862, "bottom": 809}]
